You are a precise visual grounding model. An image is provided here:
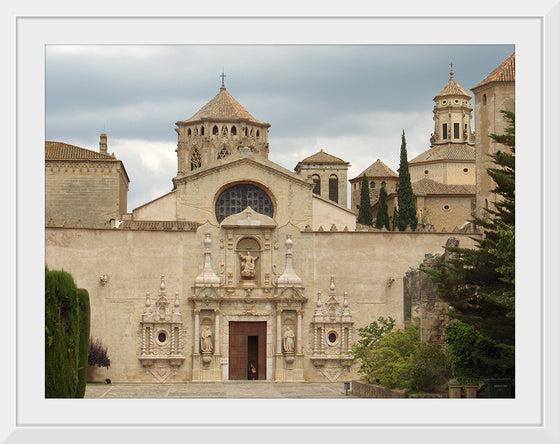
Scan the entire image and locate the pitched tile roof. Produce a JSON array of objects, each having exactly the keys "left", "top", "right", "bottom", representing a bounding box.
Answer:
[
  {"left": 412, "top": 178, "right": 475, "bottom": 196},
  {"left": 178, "top": 86, "right": 268, "bottom": 126},
  {"left": 409, "top": 144, "right": 475, "bottom": 164},
  {"left": 350, "top": 159, "right": 398, "bottom": 182},
  {"left": 45, "top": 141, "right": 116, "bottom": 160},
  {"left": 299, "top": 149, "right": 348, "bottom": 165},
  {"left": 434, "top": 73, "right": 471, "bottom": 99},
  {"left": 472, "top": 52, "right": 515, "bottom": 90}
]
